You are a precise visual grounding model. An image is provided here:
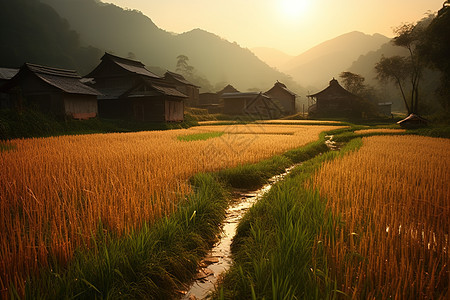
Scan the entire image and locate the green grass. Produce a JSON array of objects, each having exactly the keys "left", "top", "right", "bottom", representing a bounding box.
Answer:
[
  {"left": 218, "top": 138, "right": 363, "bottom": 299},
  {"left": 24, "top": 173, "right": 229, "bottom": 299},
  {"left": 0, "top": 108, "right": 198, "bottom": 140},
  {"left": 177, "top": 131, "right": 224, "bottom": 141}
]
